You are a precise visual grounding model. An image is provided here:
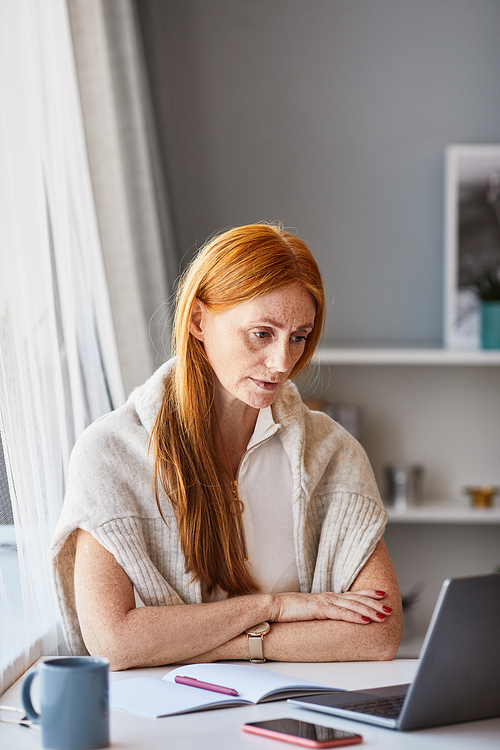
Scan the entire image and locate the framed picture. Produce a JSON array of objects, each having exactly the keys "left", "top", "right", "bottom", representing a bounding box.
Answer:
[{"left": 444, "top": 145, "right": 500, "bottom": 349}]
